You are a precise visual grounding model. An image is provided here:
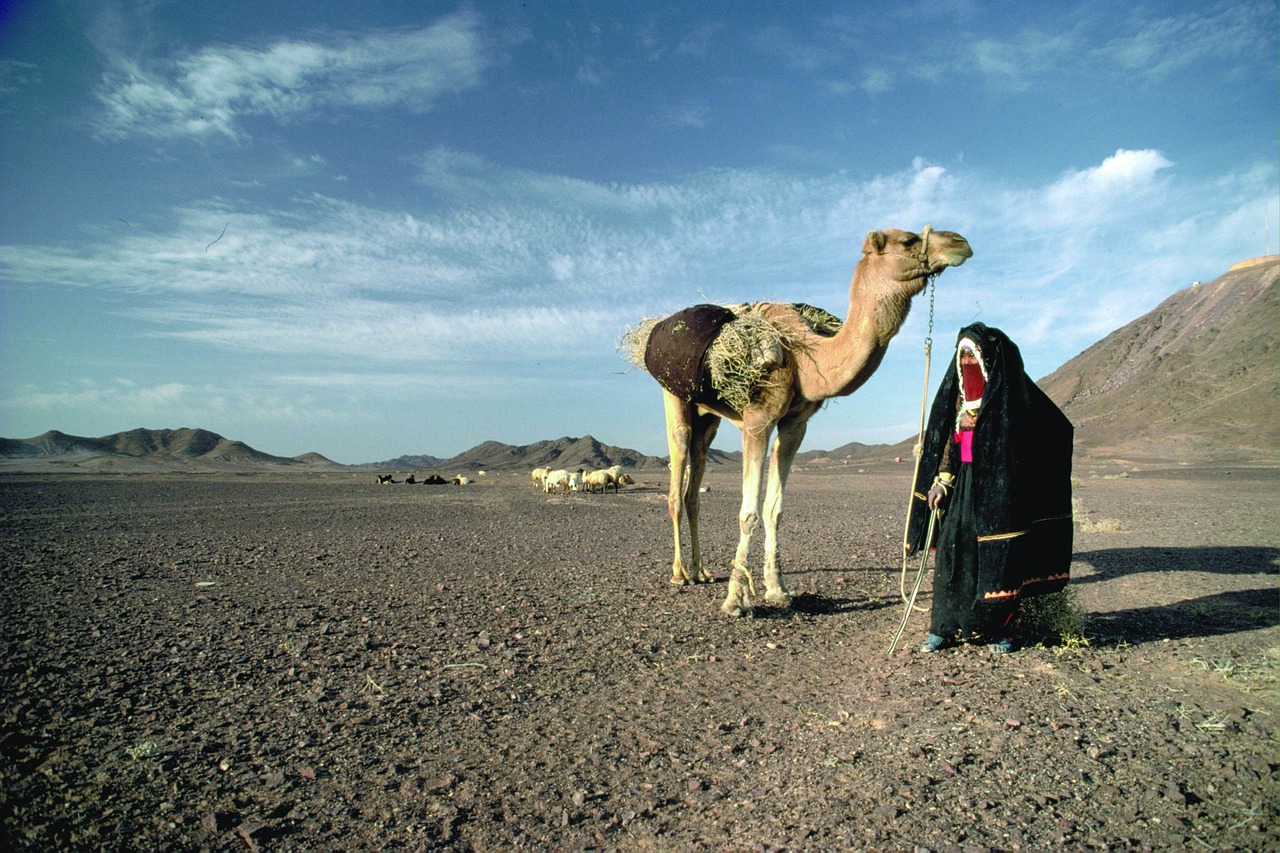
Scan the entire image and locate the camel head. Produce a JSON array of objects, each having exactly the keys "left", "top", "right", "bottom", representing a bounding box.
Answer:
[{"left": 859, "top": 227, "right": 972, "bottom": 294}]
